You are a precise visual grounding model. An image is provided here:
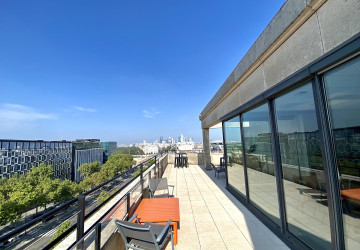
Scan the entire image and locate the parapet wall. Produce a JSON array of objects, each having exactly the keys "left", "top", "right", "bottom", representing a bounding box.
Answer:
[{"left": 167, "top": 153, "right": 220, "bottom": 166}]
